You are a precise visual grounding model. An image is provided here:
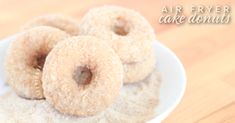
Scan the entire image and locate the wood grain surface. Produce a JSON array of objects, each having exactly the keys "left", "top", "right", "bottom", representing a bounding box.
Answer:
[{"left": 0, "top": 0, "right": 234, "bottom": 123}]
